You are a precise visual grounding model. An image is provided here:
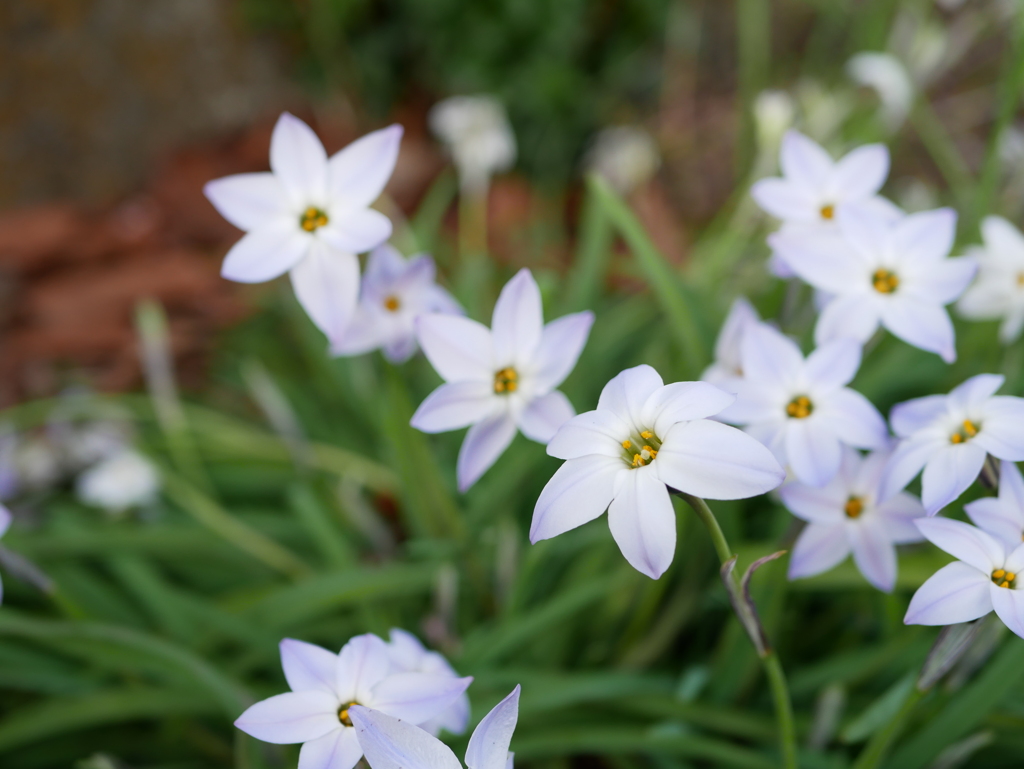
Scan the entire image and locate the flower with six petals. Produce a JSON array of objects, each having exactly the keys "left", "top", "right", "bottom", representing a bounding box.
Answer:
[{"left": 385, "top": 628, "right": 469, "bottom": 736}]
